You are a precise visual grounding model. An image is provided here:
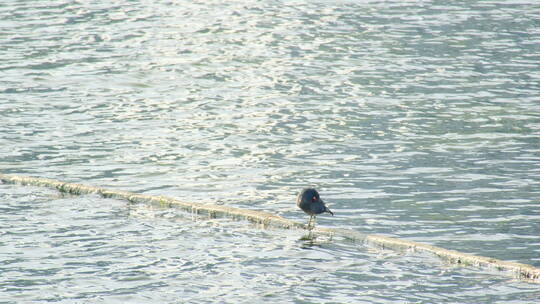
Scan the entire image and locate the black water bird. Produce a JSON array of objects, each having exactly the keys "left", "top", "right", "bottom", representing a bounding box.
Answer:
[{"left": 296, "top": 188, "right": 333, "bottom": 231}]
